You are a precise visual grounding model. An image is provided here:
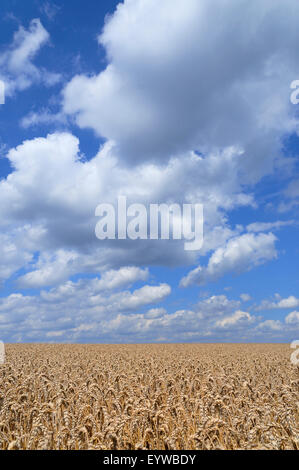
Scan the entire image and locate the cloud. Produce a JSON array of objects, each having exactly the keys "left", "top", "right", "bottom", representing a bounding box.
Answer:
[
  {"left": 246, "top": 220, "right": 295, "bottom": 233},
  {"left": 145, "top": 308, "right": 167, "bottom": 319},
  {"left": 63, "top": 0, "right": 299, "bottom": 183},
  {"left": 257, "top": 320, "right": 283, "bottom": 331},
  {"left": 20, "top": 110, "right": 67, "bottom": 129},
  {"left": 196, "top": 295, "right": 241, "bottom": 317},
  {"left": 40, "top": 2, "right": 60, "bottom": 21},
  {"left": 0, "top": 2, "right": 298, "bottom": 343},
  {"left": 39, "top": 277, "right": 171, "bottom": 311},
  {"left": 95, "top": 267, "right": 149, "bottom": 291},
  {"left": 240, "top": 293, "right": 251, "bottom": 302},
  {"left": 215, "top": 310, "right": 255, "bottom": 328},
  {"left": 17, "top": 250, "right": 88, "bottom": 288},
  {"left": 0, "top": 273, "right": 171, "bottom": 342},
  {"left": 278, "top": 179, "right": 299, "bottom": 213},
  {"left": 0, "top": 284, "right": 295, "bottom": 343},
  {"left": 114, "top": 284, "right": 171, "bottom": 311},
  {"left": 0, "top": 225, "right": 45, "bottom": 282},
  {"left": 0, "top": 3, "right": 294, "bottom": 291},
  {"left": 285, "top": 311, "right": 299, "bottom": 324},
  {"left": 3, "top": 0, "right": 293, "bottom": 291},
  {"left": 284, "top": 179, "right": 299, "bottom": 200},
  {"left": 0, "top": 19, "right": 61, "bottom": 97},
  {"left": 0, "top": 132, "right": 258, "bottom": 287},
  {"left": 180, "top": 232, "right": 277, "bottom": 287},
  {"left": 257, "top": 295, "right": 299, "bottom": 311},
  {"left": 0, "top": 232, "right": 32, "bottom": 281}
]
